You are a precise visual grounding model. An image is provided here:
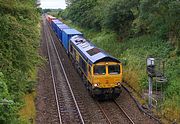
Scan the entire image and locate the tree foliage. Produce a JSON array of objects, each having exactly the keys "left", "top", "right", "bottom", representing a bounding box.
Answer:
[
  {"left": 43, "top": 9, "right": 52, "bottom": 13},
  {"left": 139, "top": 0, "right": 180, "bottom": 39},
  {"left": 103, "top": 0, "right": 139, "bottom": 38},
  {"left": 65, "top": 0, "right": 77, "bottom": 6},
  {"left": 66, "top": 0, "right": 98, "bottom": 29},
  {"left": 62, "top": 0, "right": 179, "bottom": 46},
  {"left": 0, "top": 0, "right": 40, "bottom": 123}
]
